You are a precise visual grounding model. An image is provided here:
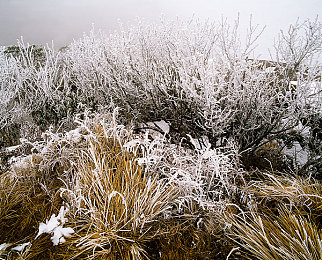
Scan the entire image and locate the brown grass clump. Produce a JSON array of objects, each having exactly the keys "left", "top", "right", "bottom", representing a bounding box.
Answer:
[
  {"left": 3, "top": 115, "right": 321, "bottom": 259},
  {"left": 229, "top": 206, "right": 322, "bottom": 260},
  {"left": 241, "top": 141, "right": 287, "bottom": 171},
  {"left": 226, "top": 171, "right": 322, "bottom": 260},
  {"left": 244, "top": 172, "right": 322, "bottom": 223},
  {"left": 151, "top": 216, "right": 243, "bottom": 260},
  {"left": 60, "top": 124, "right": 178, "bottom": 259},
  {"left": 0, "top": 155, "right": 65, "bottom": 259}
]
